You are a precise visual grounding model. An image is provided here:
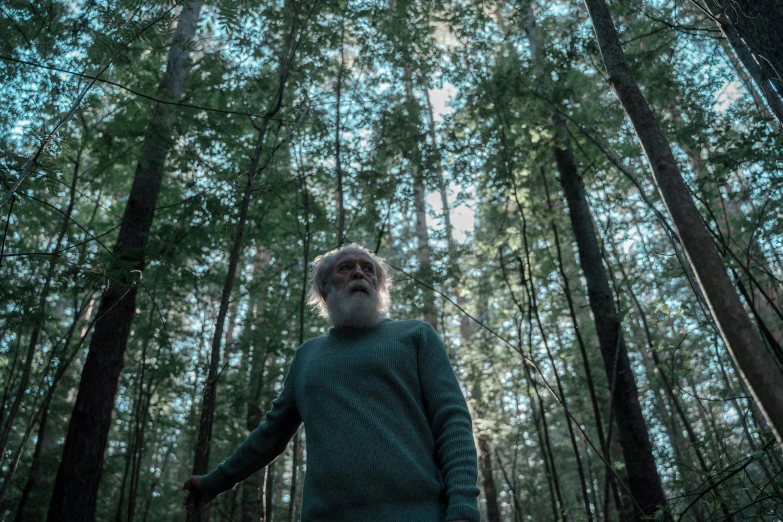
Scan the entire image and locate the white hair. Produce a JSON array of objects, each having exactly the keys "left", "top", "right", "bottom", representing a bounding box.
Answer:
[{"left": 308, "top": 243, "right": 393, "bottom": 321}]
